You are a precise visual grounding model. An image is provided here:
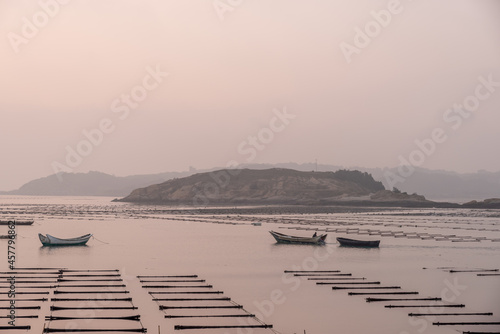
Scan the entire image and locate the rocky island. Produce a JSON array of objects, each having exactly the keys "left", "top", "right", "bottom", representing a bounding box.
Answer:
[{"left": 116, "top": 168, "right": 443, "bottom": 207}]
